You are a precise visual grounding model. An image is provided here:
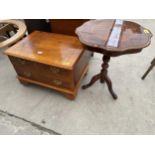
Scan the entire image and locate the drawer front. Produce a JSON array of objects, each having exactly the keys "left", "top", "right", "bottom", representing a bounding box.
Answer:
[
  {"left": 9, "top": 57, "right": 38, "bottom": 78},
  {"left": 40, "top": 78, "right": 72, "bottom": 89},
  {"left": 35, "top": 62, "right": 73, "bottom": 82},
  {"left": 9, "top": 57, "right": 74, "bottom": 89}
]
